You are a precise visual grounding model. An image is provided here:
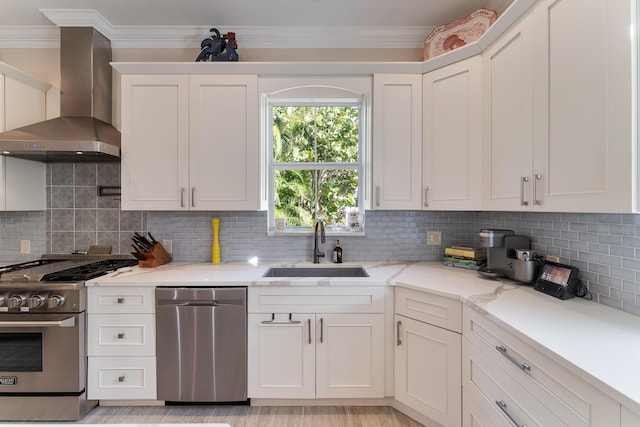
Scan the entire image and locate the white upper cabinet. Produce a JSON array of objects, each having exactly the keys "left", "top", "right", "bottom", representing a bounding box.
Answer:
[
  {"left": 372, "top": 74, "right": 422, "bottom": 210},
  {"left": 531, "top": 0, "right": 634, "bottom": 212},
  {"left": 121, "top": 73, "right": 259, "bottom": 211},
  {"left": 483, "top": 0, "right": 635, "bottom": 212},
  {"left": 0, "top": 64, "right": 48, "bottom": 211},
  {"left": 423, "top": 56, "right": 482, "bottom": 210}
]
